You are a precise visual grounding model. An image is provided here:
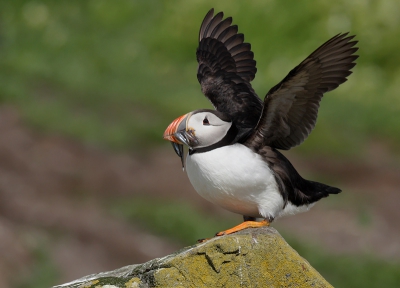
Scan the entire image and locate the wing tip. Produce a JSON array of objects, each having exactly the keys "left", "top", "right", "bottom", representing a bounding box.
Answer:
[
  {"left": 199, "top": 8, "right": 215, "bottom": 41},
  {"left": 197, "top": 9, "right": 257, "bottom": 83}
]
